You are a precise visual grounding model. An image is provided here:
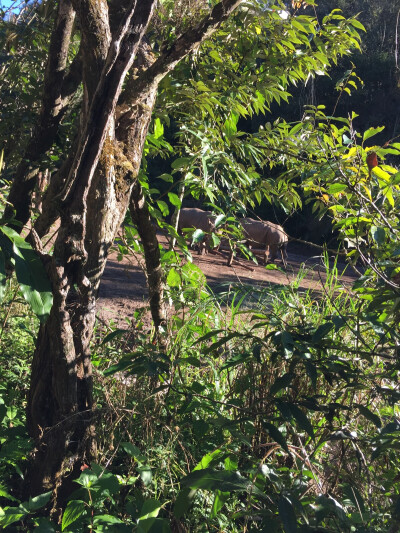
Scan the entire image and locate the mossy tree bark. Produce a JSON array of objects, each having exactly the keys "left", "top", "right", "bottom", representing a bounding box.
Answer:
[{"left": 3, "top": 0, "right": 244, "bottom": 511}]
